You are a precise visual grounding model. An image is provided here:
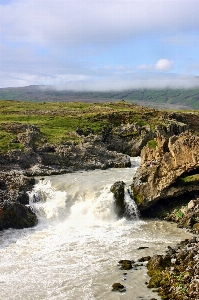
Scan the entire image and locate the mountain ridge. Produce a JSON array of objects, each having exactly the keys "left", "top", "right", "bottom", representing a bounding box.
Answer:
[{"left": 0, "top": 85, "right": 199, "bottom": 109}]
